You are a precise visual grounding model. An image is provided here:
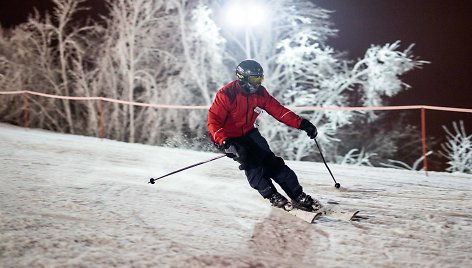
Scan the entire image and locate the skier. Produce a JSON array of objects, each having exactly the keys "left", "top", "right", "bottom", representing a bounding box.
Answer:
[{"left": 207, "top": 59, "right": 321, "bottom": 211}]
